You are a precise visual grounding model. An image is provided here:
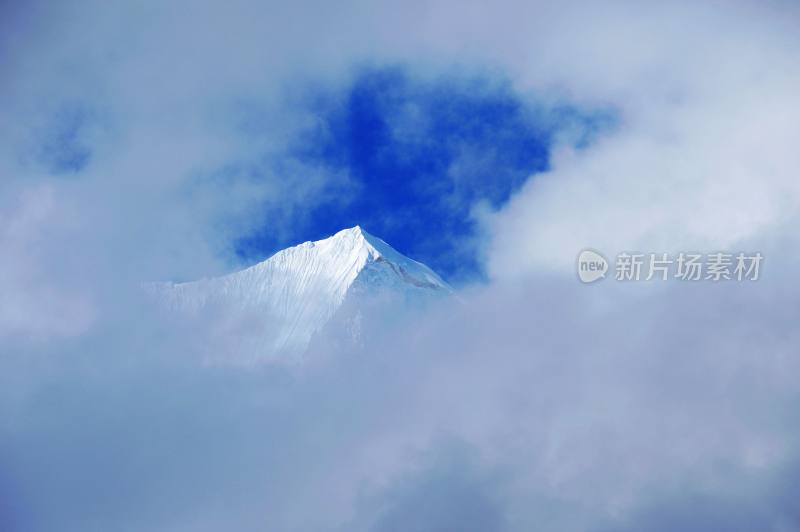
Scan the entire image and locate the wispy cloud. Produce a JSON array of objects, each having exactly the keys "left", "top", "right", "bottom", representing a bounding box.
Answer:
[{"left": 1, "top": 1, "right": 799, "bottom": 531}]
